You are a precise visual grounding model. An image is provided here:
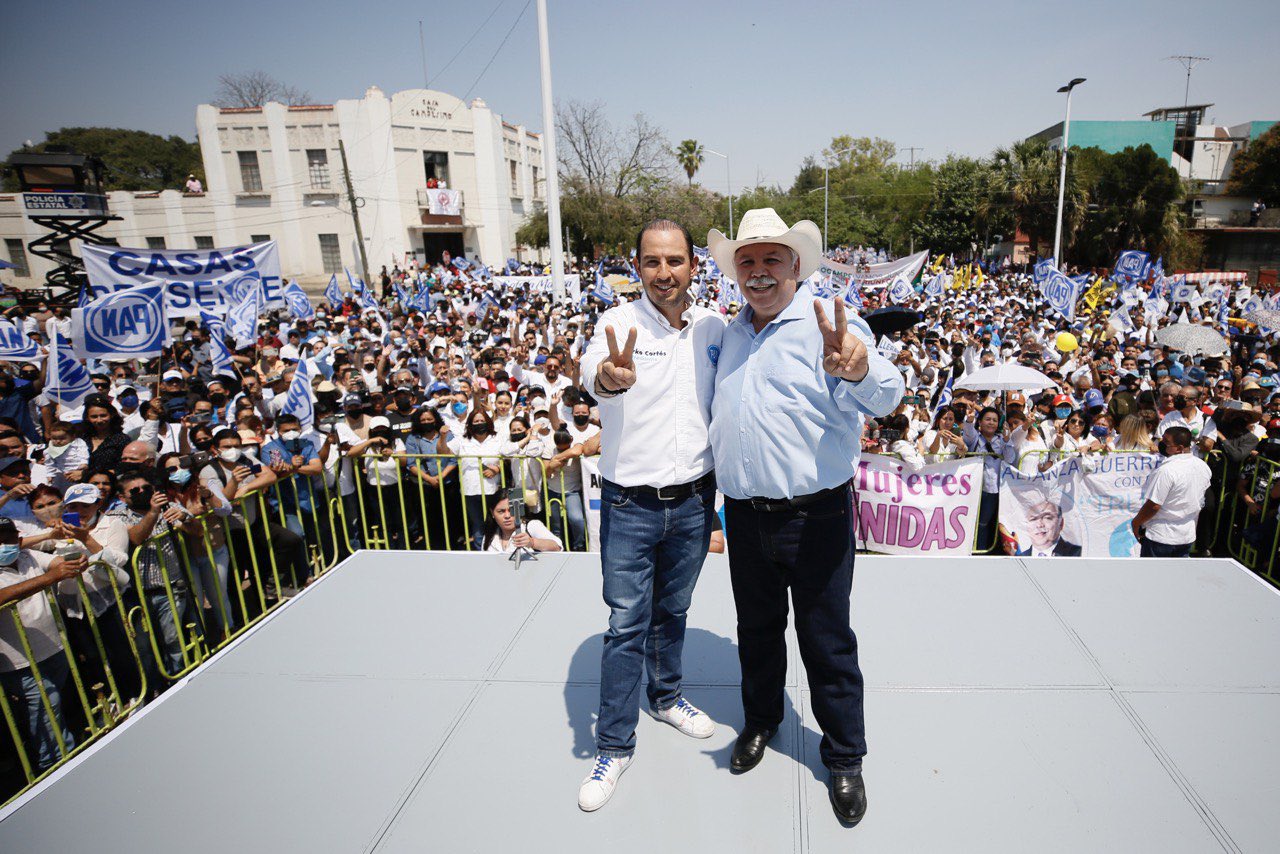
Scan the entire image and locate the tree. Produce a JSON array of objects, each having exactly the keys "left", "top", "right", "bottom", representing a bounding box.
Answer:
[
  {"left": 1068, "top": 145, "right": 1182, "bottom": 266},
  {"left": 2, "top": 128, "right": 202, "bottom": 192},
  {"left": 911, "top": 156, "right": 1007, "bottom": 256},
  {"left": 990, "top": 138, "right": 1076, "bottom": 256},
  {"left": 1226, "top": 123, "right": 1280, "bottom": 204},
  {"left": 213, "top": 71, "right": 310, "bottom": 108},
  {"left": 674, "top": 139, "right": 705, "bottom": 186}
]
